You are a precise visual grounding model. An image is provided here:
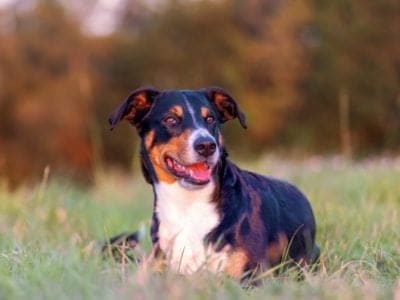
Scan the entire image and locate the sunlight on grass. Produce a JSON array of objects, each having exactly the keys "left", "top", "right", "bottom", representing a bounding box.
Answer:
[{"left": 0, "top": 157, "right": 399, "bottom": 299}]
